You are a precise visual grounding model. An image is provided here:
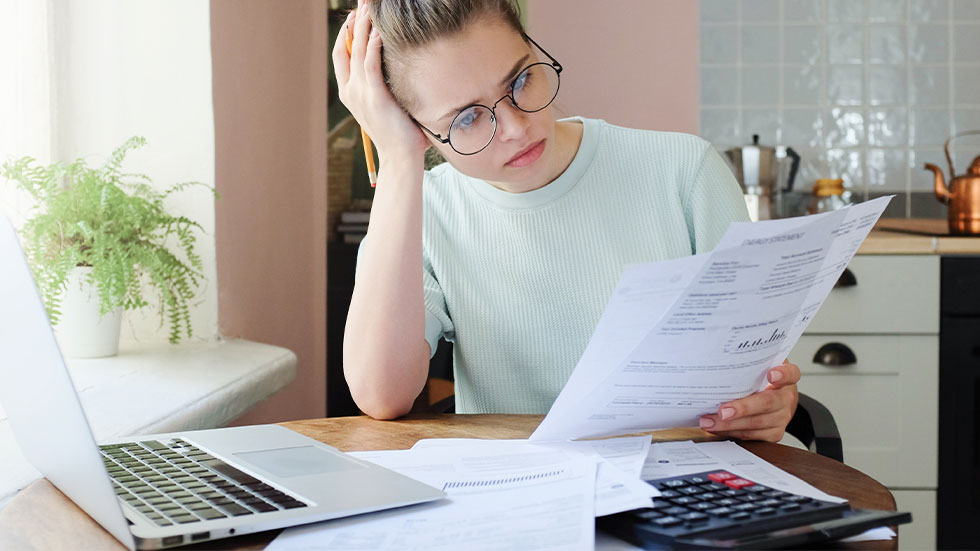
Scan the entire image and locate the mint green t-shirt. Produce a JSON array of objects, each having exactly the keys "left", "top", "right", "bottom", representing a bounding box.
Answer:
[{"left": 363, "top": 117, "right": 748, "bottom": 414}]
